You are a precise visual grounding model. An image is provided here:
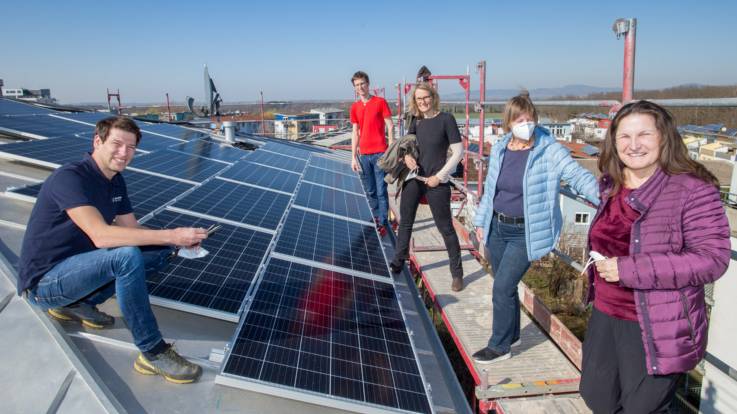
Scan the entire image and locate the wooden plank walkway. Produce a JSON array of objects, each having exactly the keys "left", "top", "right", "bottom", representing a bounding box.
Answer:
[{"left": 390, "top": 194, "right": 589, "bottom": 410}]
